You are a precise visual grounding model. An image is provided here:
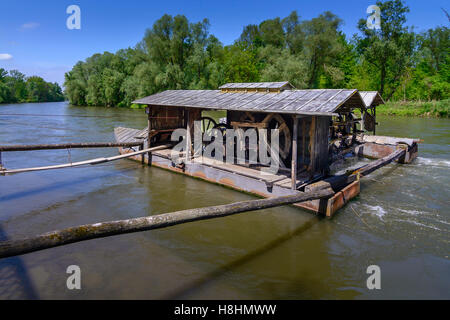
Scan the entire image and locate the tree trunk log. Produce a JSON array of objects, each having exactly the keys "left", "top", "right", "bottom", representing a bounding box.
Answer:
[
  {"left": 1, "top": 144, "right": 172, "bottom": 175},
  {"left": 0, "top": 187, "right": 334, "bottom": 259},
  {"left": 0, "top": 142, "right": 143, "bottom": 152}
]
